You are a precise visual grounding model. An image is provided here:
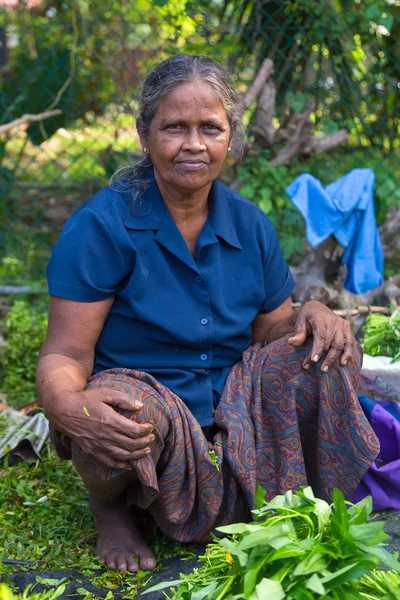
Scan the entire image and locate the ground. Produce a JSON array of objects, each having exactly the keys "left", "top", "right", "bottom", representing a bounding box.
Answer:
[{"left": 0, "top": 446, "right": 399, "bottom": 599}]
